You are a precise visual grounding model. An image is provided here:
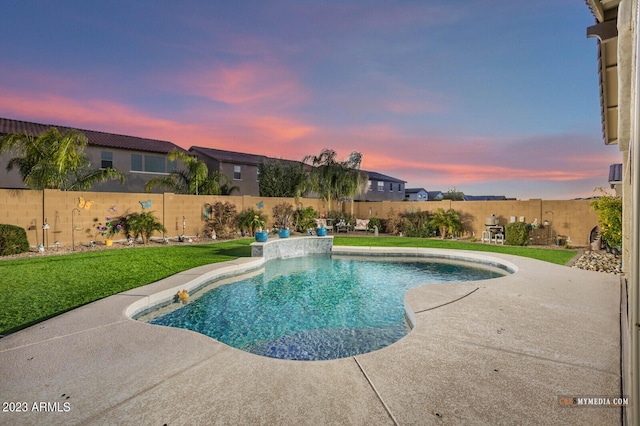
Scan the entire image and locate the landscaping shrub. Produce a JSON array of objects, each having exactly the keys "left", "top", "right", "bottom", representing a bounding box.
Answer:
[
  {"left": 400, "top": 210, "right": 433, "bottom": 238},
  {"left": 505, "top": 222, "right": 531, "bottom": 246},
  {"left": 204, "top": 201, "right": 238, "bottom": 239},
  {"left": 237, "top": 207, "right": 266, "bottom": 236},
  {"left": 368, "top": 217, "right": 382, "bottom": 232},
  {"left": 429, "top": 208, "right": 463, "bottom": 239},
  {"left": 293, "top": 206, "right": 317, "bottom": 232},
  {"left": 0, "top": 224, "right": 29, "bottom": 256},
  {"left": 272, "top": 202, "right": 295, "bottom": 230},
  {"left": 124, "top": 211, "right": 167, "bottom": 244},
  {"left": 385, "top": 209, "right": 402, "bottom": 235},
  {"left": 591, "top": 190, "right": 622, "bottom": 248}
]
